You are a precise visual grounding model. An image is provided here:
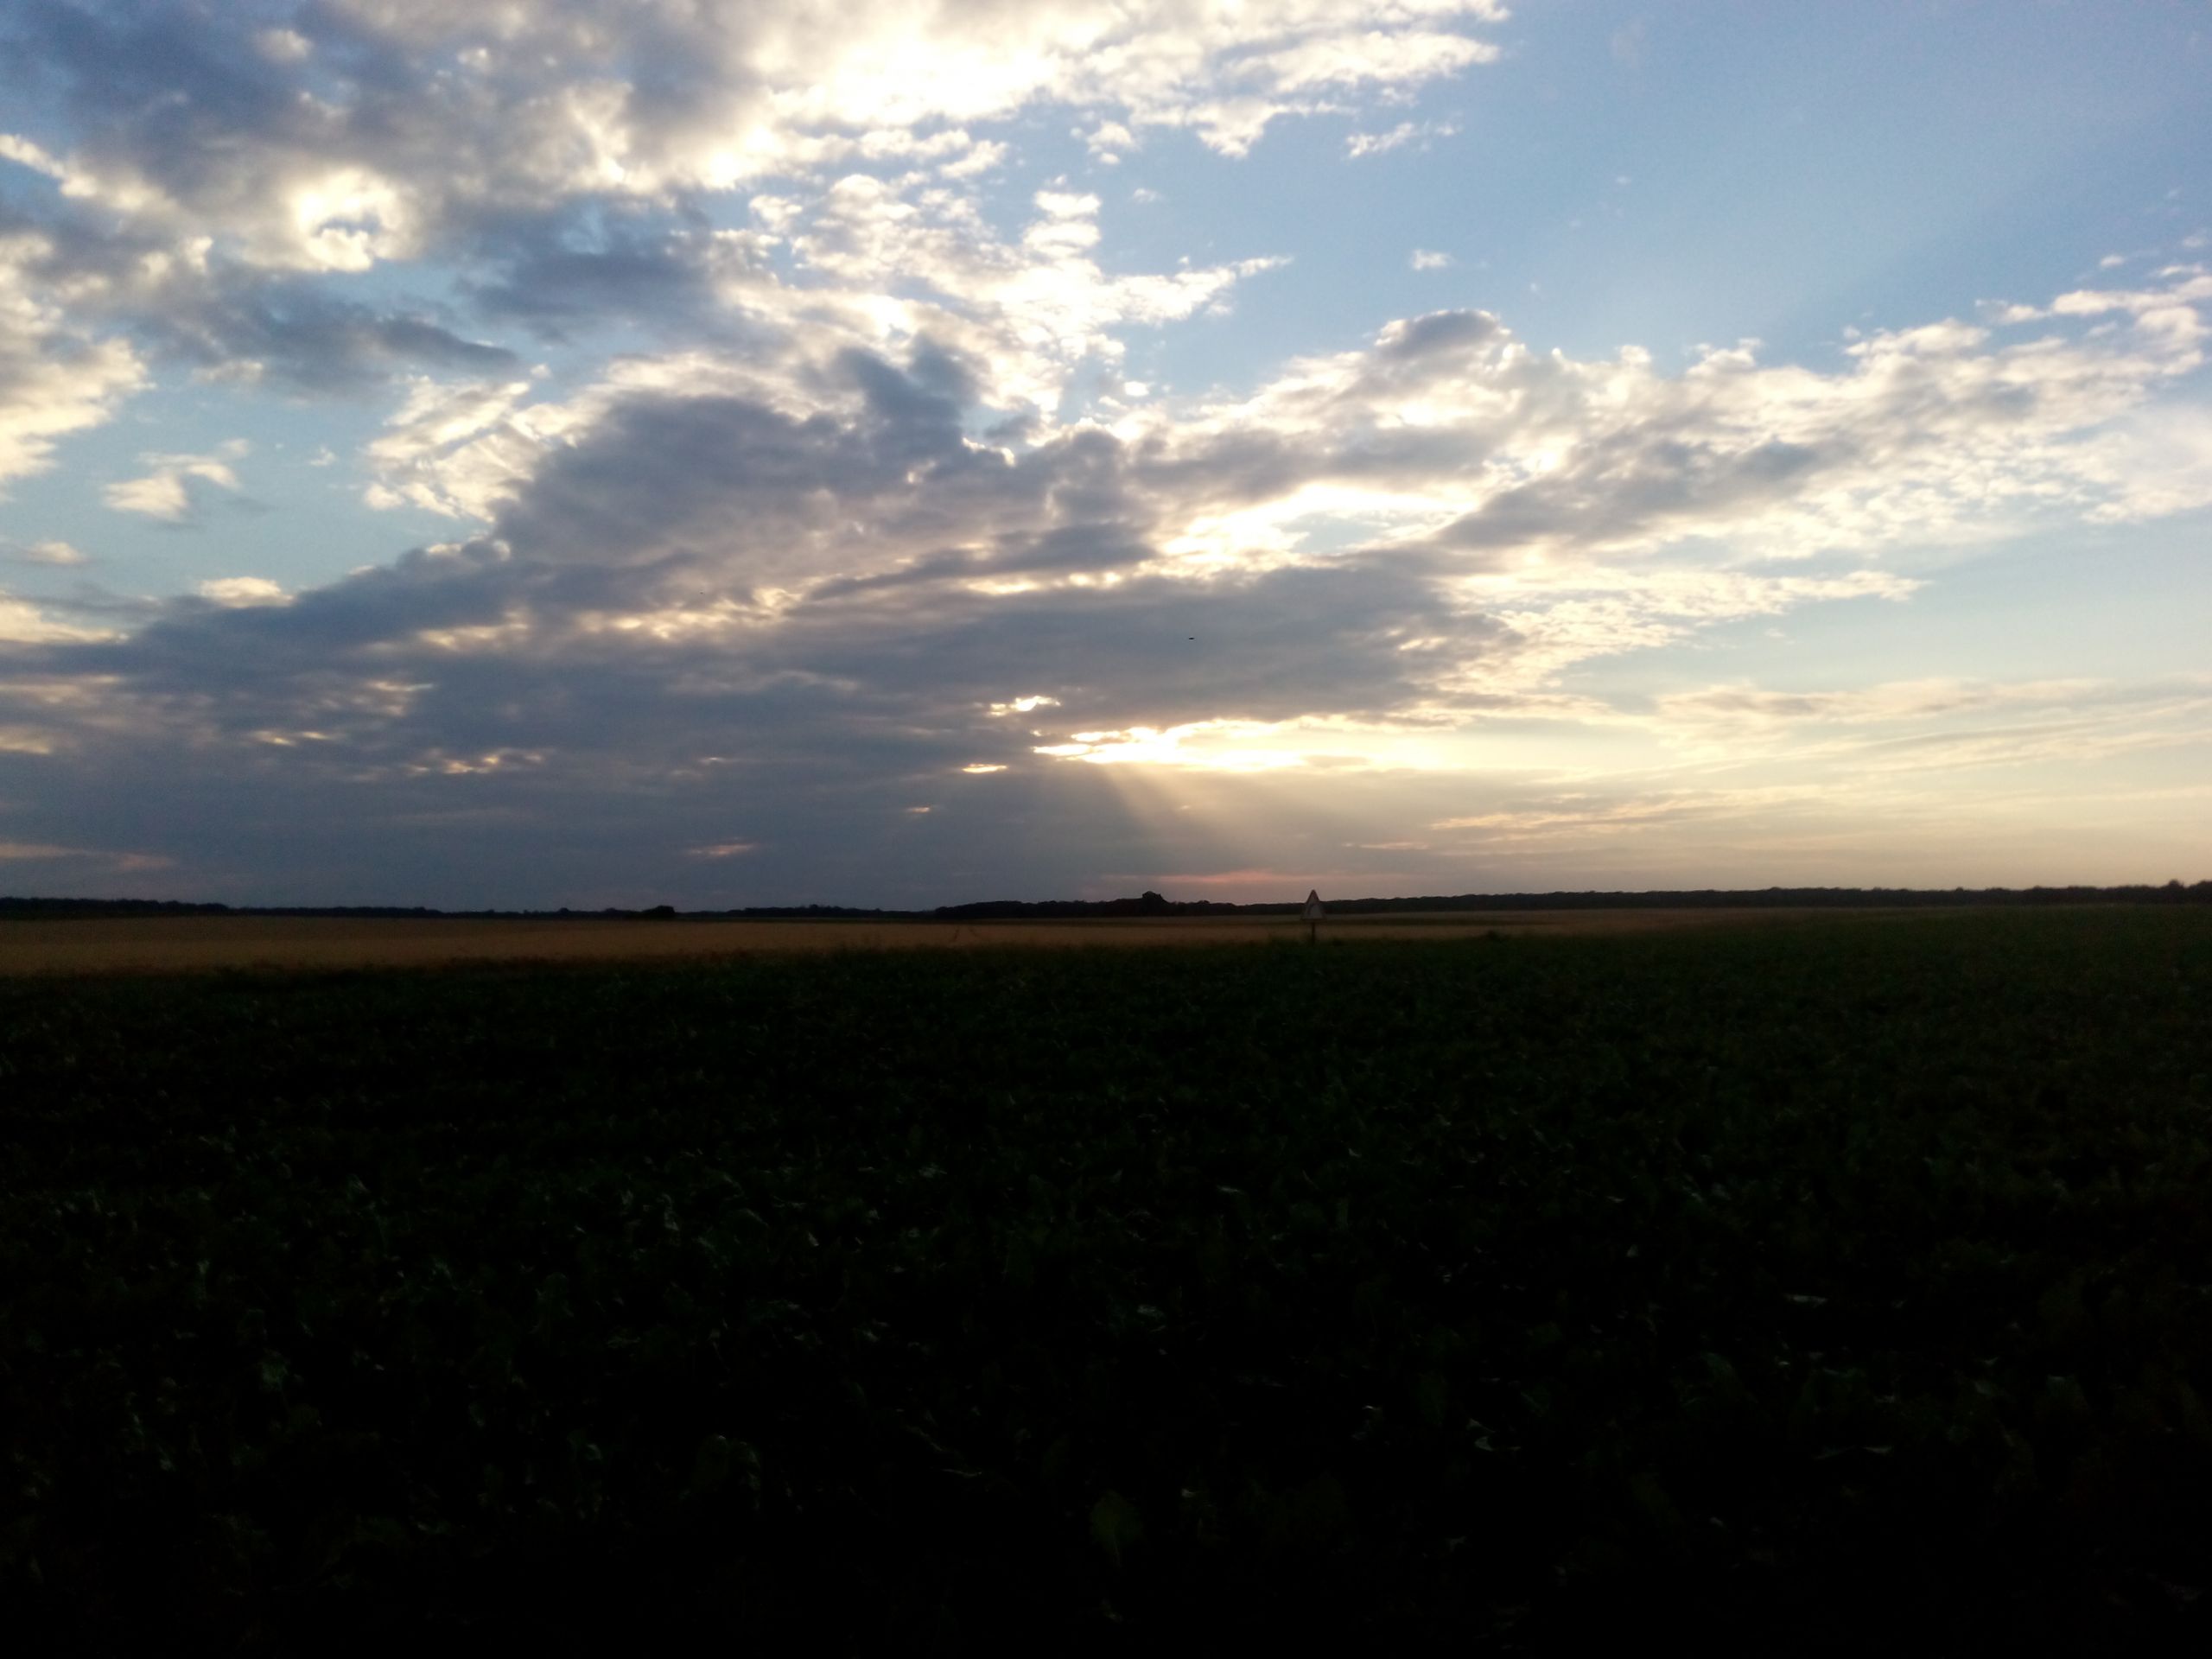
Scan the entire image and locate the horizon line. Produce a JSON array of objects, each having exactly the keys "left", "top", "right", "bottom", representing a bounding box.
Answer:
[{"left": 5, "top": 880, "right": 2209, "bottom": 921}]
